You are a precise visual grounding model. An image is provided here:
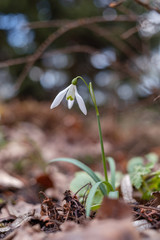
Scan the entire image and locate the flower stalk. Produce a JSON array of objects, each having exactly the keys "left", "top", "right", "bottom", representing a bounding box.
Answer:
[
  {"left": 73, "top": 76, "right": 108, "bottom": 183},
  {"left": 51, "top": 75, "right": 109, "bottom": 186}
]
